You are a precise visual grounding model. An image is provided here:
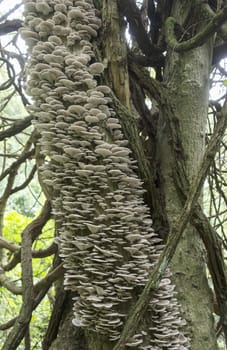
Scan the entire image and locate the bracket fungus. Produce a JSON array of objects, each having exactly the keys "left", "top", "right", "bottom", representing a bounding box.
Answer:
[{"left": 23, "top": 0, "right": 190, "bottom": 349}]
